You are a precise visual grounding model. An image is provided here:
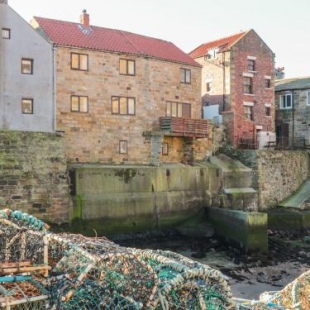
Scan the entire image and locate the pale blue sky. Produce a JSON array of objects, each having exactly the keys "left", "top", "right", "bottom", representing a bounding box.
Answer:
[{"left": 8, "top": 0, "right": 310, "bottom": 78}]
